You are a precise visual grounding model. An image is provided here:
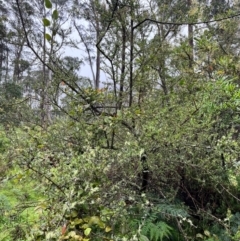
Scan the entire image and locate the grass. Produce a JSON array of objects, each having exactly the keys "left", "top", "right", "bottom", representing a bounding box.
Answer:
[{"left": 0, "top": 167, "right": 43, "bottom": 241}]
